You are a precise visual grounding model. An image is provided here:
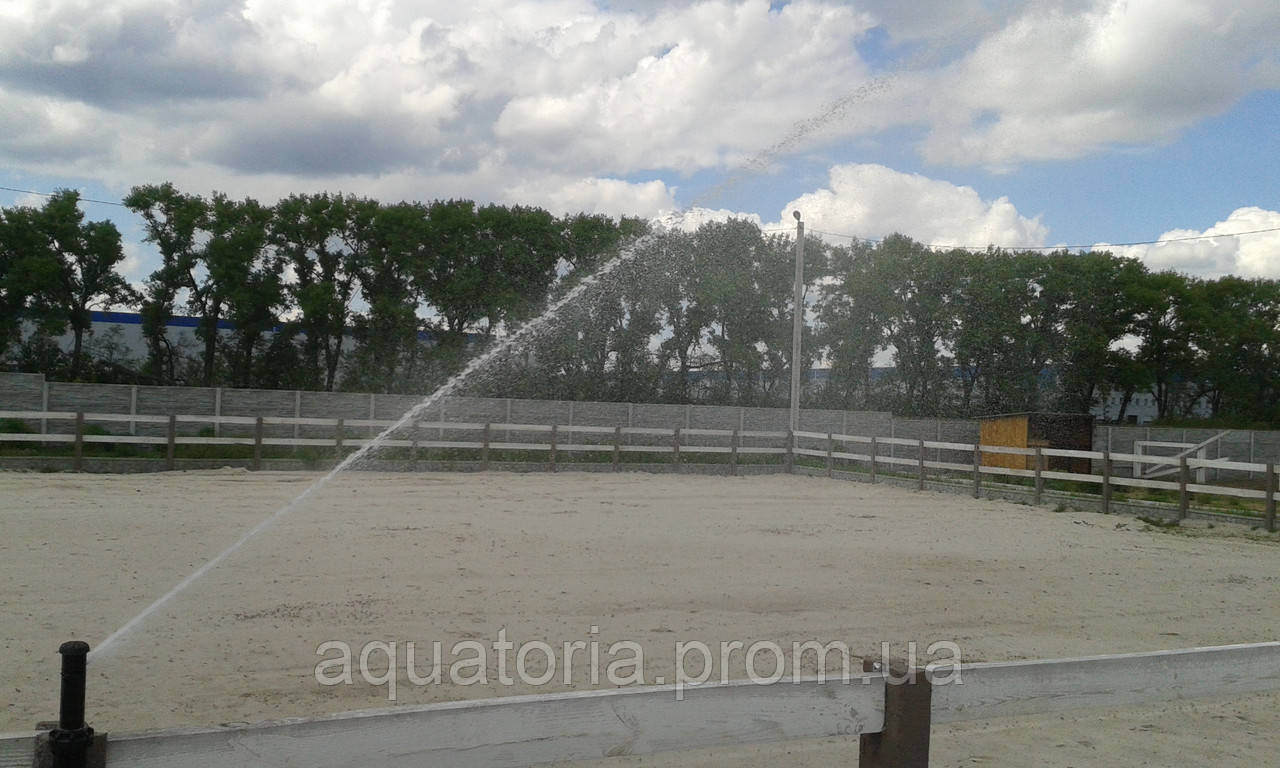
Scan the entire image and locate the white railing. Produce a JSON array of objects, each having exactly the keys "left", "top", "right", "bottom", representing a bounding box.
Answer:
[
  {"left": 1, "top": 410, "right": 1276, "bottom": 530},
  {"left": 1, "top": 642, "right": 1276, "bottom": 767}
]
